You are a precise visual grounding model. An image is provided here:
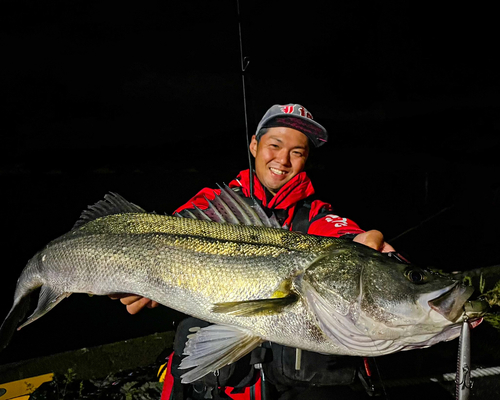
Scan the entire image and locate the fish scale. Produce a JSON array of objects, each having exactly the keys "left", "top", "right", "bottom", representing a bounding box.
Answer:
[
  {"left": 31, "top": 230, "right": 325, "bottom": 353},
  {"left": 0, "top": 193, "right": 487, "bottom": 383}
]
